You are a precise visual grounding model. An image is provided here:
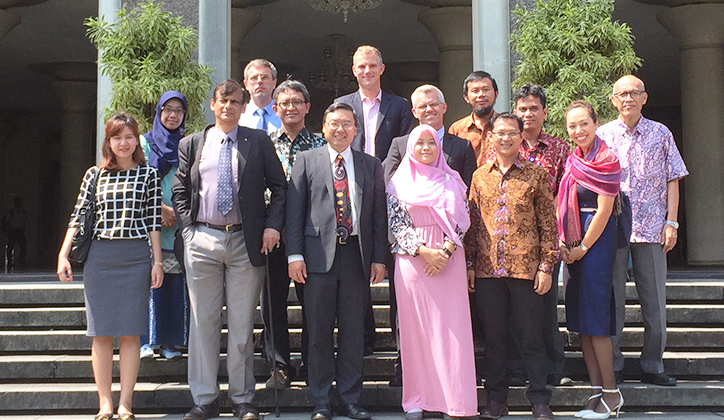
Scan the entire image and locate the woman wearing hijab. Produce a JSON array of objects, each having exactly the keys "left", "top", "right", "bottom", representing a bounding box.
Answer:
[
  {"left": 386, "top": 124, "right": 477, "bottom": 420},
  {"left": 139, "top": 91, "right": 190, "bottom": 360},
  {"left": 558, "top": 100, "right": 623, "bottom": 419}
]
